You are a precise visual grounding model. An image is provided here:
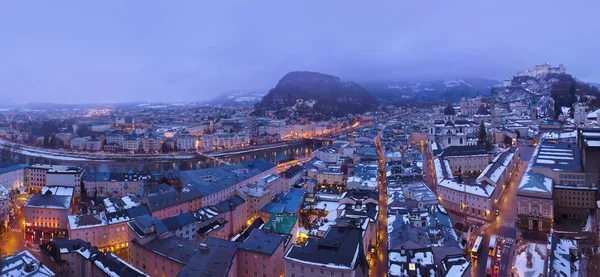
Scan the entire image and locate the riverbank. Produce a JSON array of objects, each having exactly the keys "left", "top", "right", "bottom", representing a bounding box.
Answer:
[
  {"left": 0, "top": 139, "right": 201, "bottom": 162},
  {"left": 205, "top": 140, "right": 309, "bottom": 157}
]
